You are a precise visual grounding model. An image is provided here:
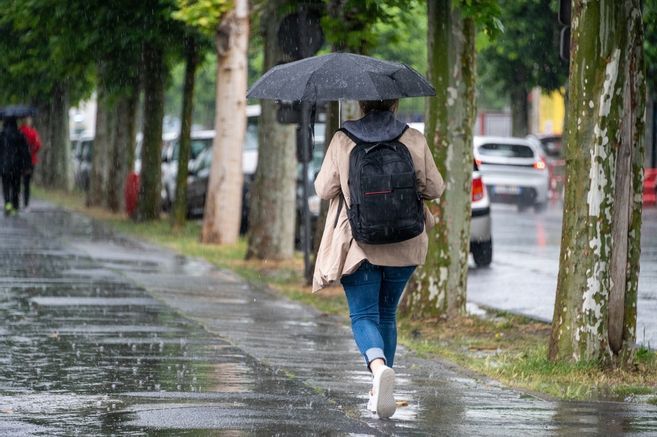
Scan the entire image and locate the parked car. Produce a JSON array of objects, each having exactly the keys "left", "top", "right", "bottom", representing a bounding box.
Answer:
[
  {"left": 160, "top": 130, "right": 215, "bottom": 212},
  {"left": 408, "top": 123, "right": 493, "bottom": 266},
  {"left": 473, "top": 135, "right": 549, "bottom": 211},
  {"left": 160, "top": 106, "right": 260, "bottom": 223},
  {"left": 185, "top": 118, "right": 325, "bottom": 237},
  {"left": 527, "top": 134, "right": 565, "bottom": 201},
  {"left": 528, "top": 134, "right": 562, "bottom": 159},
  {"left": 71, "top": 135, "right": 94, "bottom": 191},
  {"left": 470, "top": 161, "right": 492, "bottom": 266}
]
